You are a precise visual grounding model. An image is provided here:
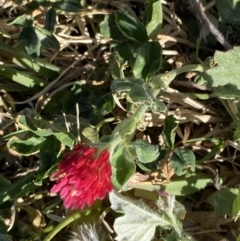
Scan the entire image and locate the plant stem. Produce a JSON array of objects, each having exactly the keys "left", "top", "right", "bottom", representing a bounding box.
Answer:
[{"left": 43, "top": 208, "right": 101, "bottom": 241}]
